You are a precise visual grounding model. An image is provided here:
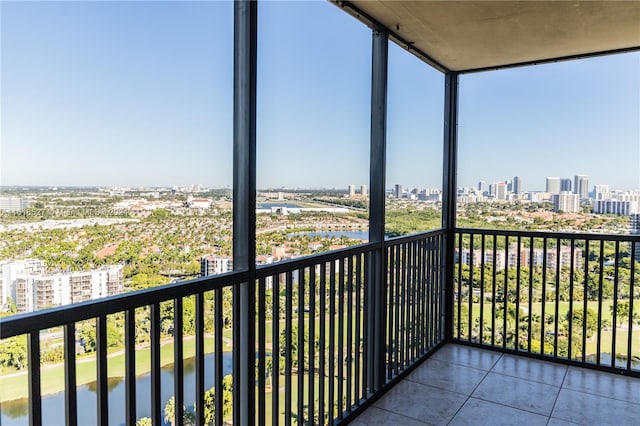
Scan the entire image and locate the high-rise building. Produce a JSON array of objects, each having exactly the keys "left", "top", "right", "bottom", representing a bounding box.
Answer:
[
  {"left": 201, "top": 255, "right": 233, "bottom": 277},
  {"left": 360, "top": 184, "right": 368, "bottom": 198},
  {"left": 593, "top": 184, "right": 610, "bottom": 200},
  {"left": 478, "top": 181, "right": 486, "bottom": 192},
  {"left": 513, "top": 176, "right": 522, "bottom": 195},
  {"left": 395, "top": 184, "right": 403, "bottom": 198},
  {"left": 560, "top": 178, "right": 572, "bottom": 192},
  {"left": 553, "top": 192, "right": 579, "bottom": 213},
  {"left": 546, "top": 177, "right": 560, "bottom": 195},
  {"left": 348, "top": 184, "right": 356, "bottom": 198},
  {"left": 496, "top": 182, "right": 508, "bottom": 200},
  {"left": 574, "top": 174, "right": 589, "bottom": 199}
]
